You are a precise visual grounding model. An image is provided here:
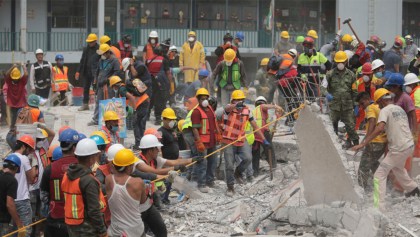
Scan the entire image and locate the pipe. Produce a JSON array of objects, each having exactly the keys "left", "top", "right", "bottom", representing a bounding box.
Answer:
[
  {"left": 98, "top": 0, "right": 105, "bottom": 37},
  {"left": 20, "top": 0, "right": 27, "bottom": 52},
  {"left": 116, "top": 0, "right": 121, "bottom": 38}
]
